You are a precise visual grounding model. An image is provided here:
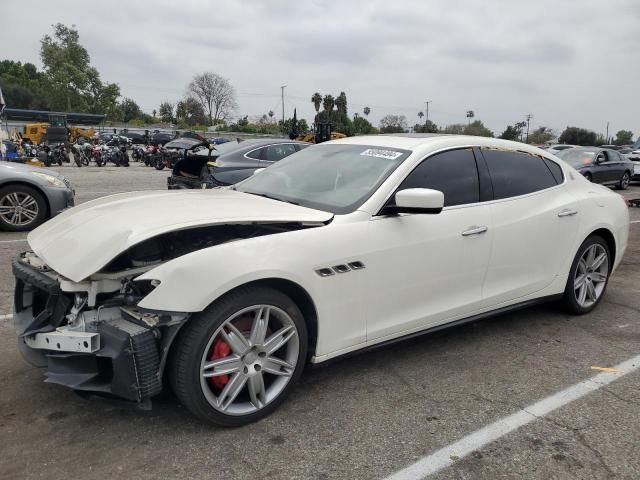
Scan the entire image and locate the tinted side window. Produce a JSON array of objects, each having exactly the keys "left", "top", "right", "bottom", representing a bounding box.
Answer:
[
  {"left": 264, "top": 144, "right": 297, "bottom": 162},
  {"left": 245, "top": 147, "right": 264, "bottom": 160},
  {"left": 543, "top": 158, "right": 564, "bottom": 184},
  {"left": 606, "top": 151, "right": 621, "bottom": 162},
  {"left": 483, "top": 150, "right": 556, "bottom": 199},
  {"left": 399, "top": 149, "right": 479, "bottom": 207}
]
